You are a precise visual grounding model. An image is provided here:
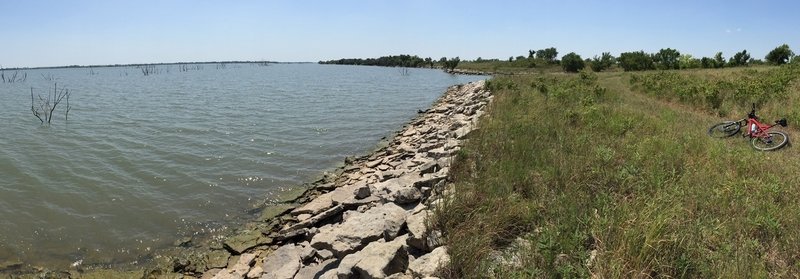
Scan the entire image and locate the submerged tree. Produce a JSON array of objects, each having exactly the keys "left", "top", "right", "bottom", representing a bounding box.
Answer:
[{"left": 31, "top": 83, "right": 71, "bottom": 125}]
